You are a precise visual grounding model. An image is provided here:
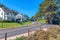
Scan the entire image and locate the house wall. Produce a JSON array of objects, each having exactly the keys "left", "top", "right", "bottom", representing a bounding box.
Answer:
[
  {"left": 15, "top": 14, "right": 23, "bottom": 22},
  {"left": 0, "top": 7, "right": 28, "bottom": 22},
  {"left": 0, "top": 7, "right": 15, "bottom": 21},
  {"left": 0, "top": 7, "right": 5, "bottom": 21},
  {"left": 4, "top": 12, "right": 15, "bottom": 21}
]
